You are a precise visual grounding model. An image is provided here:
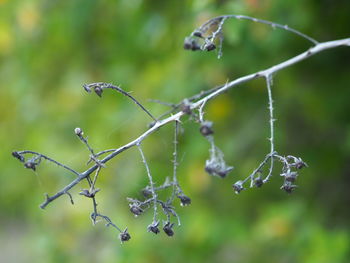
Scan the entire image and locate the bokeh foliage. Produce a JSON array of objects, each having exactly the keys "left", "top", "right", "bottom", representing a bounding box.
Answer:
[{"left": 1, "top": 0, "right": 349, "bottom": 262}]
